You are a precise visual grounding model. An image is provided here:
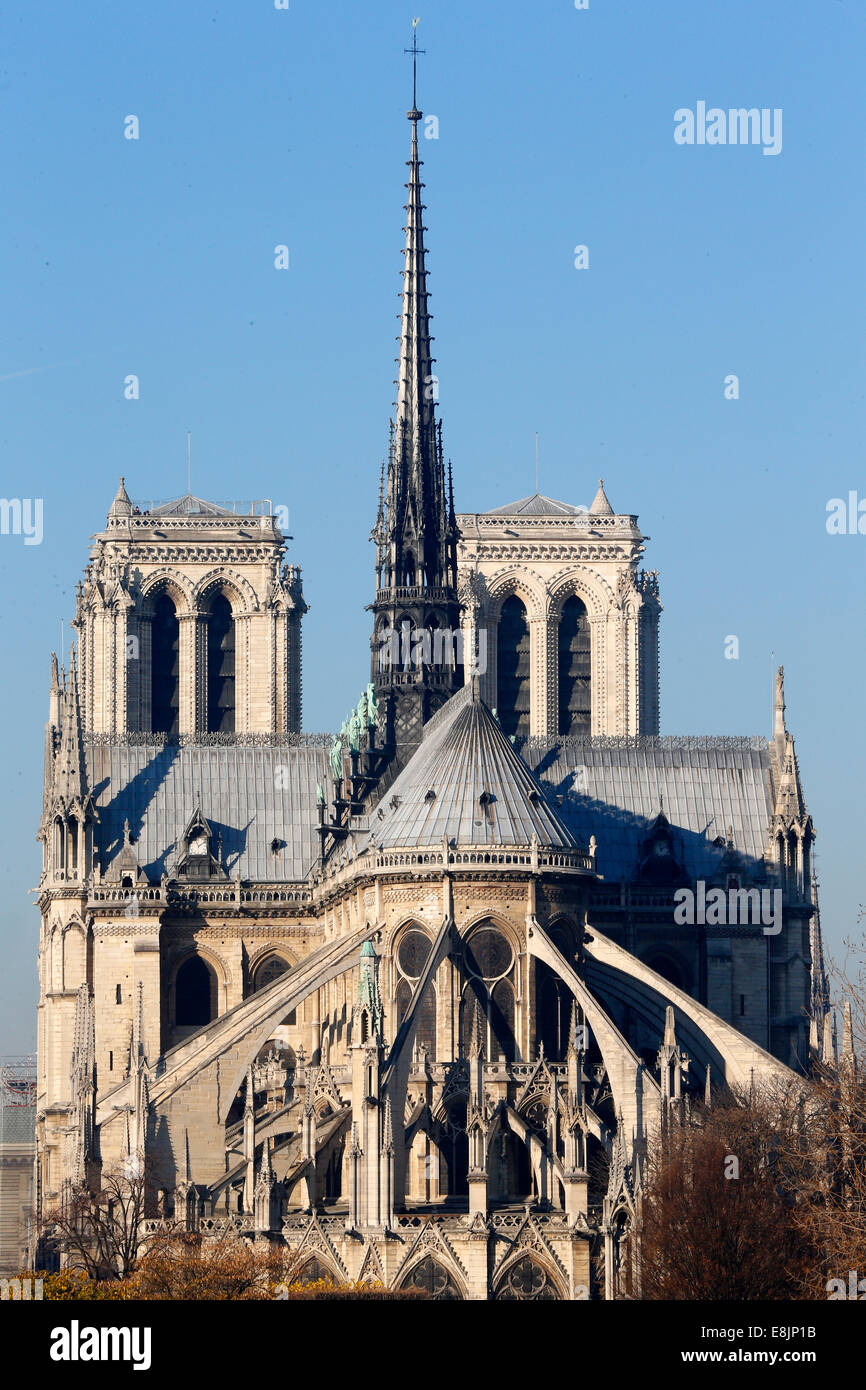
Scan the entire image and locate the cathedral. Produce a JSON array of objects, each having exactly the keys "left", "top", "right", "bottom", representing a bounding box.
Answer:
[{"left": 34, "top": 80, "right": 828, "bottom": 1300}]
